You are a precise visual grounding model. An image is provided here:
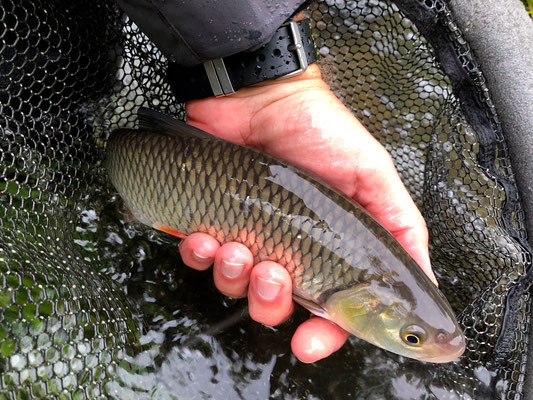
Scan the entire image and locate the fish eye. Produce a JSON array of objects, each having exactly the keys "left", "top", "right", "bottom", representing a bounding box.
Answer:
[
  {"left": 405, "top": 334, "right": 420, "bottom": 344},
  {"left": 400, "top": 325, "right": 427, "bottom": 346}
]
